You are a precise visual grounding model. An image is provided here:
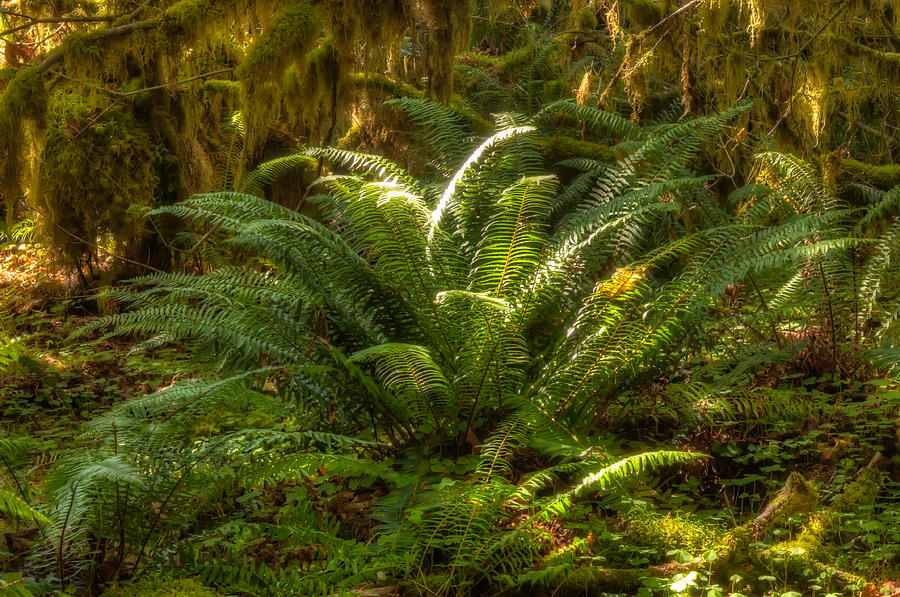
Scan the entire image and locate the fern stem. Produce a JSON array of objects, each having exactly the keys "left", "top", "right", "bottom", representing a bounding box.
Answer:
[
  {"left": 58, "top": 481, "right": 79, "bottom": 585},
  {"left": 818, "top": 260, "right": 839, "bottom": 383},
  {"left": 112, "top": 421, "right": 126, "bottom": 580}
]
